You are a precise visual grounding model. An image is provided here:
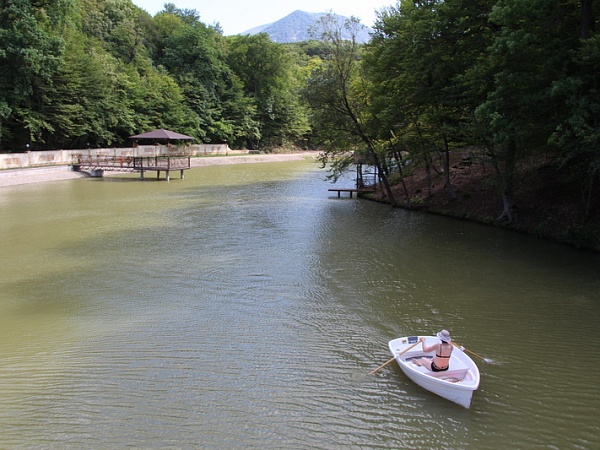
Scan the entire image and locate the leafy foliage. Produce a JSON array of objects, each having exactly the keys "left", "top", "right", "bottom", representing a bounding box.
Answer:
[
  {"left": 227, "top": 33, "right": 310, "bottom": 149},
  {"left": 0, "top": 0, "right": 68, "bottom": 149},
  {"left": 0, "top": 0, "right": 310, "bottom": 151},
  {"left": 304, "top": 13, "right": 398, "bottom": 204},
  {"left": 364, "top": 0, "right": 600, "bottom": 223}
]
